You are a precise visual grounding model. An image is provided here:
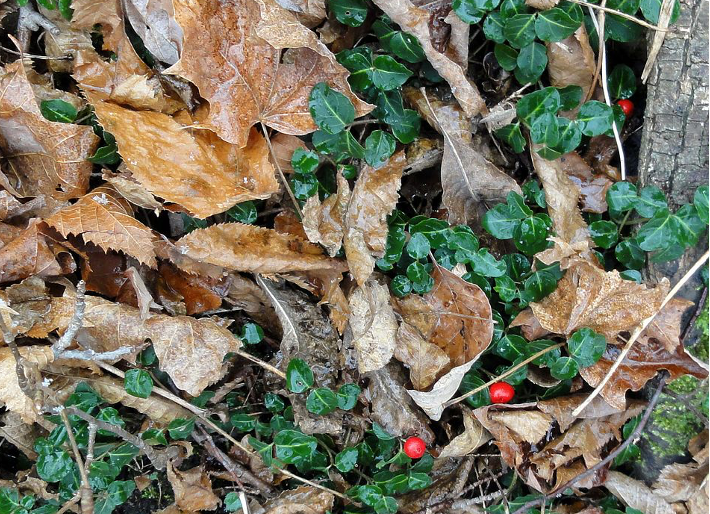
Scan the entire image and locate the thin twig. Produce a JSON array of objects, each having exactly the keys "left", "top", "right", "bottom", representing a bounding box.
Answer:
[
  {"left": 567, "top": 0, "right": 667, "bottom": 30},
  {"left": 53, "top": 281, "right": 86, "bottom": 356},
  {"left": 444, "top": 343, "right": 565, "bottom": 408},
  {"left": 572, "top": 250, "right": 710, "bottom": 416},
  {"left": 235, "top": 349, "right": 286, "bottom": 379},
  {"left": 55, "top": 494, "right": 80, "bottom": 514},
  {"left": 60, "top": 409, "right": 94, "bottom": 514},
  {"left": 0, "top": 44, "right": 71, "bottom": 60},
  {"left": 587, "top": 5, "right": 627, "bottom": 180},
  {"left": 259, "top": 121, "right": 303, "bottom": 220},
  {"left": 511, "top": 373, "right": 668, "bottom": 514},
  {"left": 585, "top": 0, "right": 607, "bottom": 104}
]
